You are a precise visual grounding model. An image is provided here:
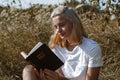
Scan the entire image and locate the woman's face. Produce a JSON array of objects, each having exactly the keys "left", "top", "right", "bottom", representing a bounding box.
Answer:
[{"left": 52, "top": 15, "right": 73, "bottom": 40}]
